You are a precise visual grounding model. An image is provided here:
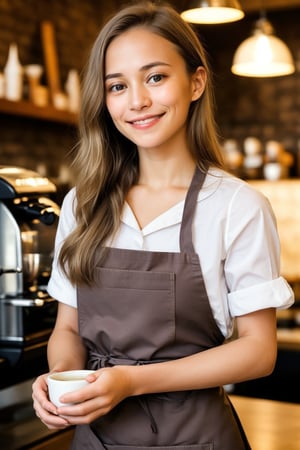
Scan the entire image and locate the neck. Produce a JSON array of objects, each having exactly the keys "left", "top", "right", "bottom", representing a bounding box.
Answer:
[
  {"left": 138, "top": 160, "right": 196, "bottom": 190},
  {"left": 137, "top": 146, "right": 196, "bottom": 189}
]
